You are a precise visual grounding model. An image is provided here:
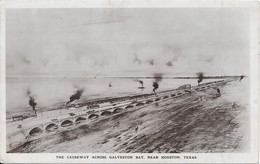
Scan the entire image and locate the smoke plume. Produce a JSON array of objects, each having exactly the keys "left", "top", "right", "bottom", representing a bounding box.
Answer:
[
  {"left": 26, "top": 88, "right": 37, "bottom": 114},
  {"left": 153, "top": 73, "right": 163, "bottom": 83},
  {"left": 152, "top": 73, "right": 163, "bottom": 93},
  {"left": 67, "top": 88, "right": 84, "bottom": 105},
  {"left": 139, "top": 80, "right": 143, "bottom": 87},
  {"left": 239, "top": 75, "right": 244, "bottom": 82},
  {"left": 152, "top": 82, "right": 159, "bottom": 93},
  {"left": 216, "top": 88, "right": 220, "bottom": 94},
  {"left": 134, "top": 80, "right": 144, "bottom": 87},
  {"left": 197, "top": 72, "right": 204, "bottom": 84}
]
